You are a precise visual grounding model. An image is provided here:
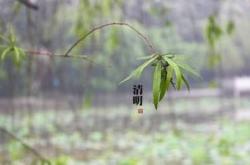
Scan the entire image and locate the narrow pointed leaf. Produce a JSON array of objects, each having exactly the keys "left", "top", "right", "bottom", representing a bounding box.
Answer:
[
  {"left": 159, "top": 68, "right": 167, "bottom": 101},
  {"left": 134, "top": 55, "right": 158, "bottom": 76},
  {"left": 177, "top": 62, "right": 200, "bottom": 78},
  {"left": 164, "top": 57, "right": 182, "bottom": 90},
  {"left": 1, "top": 47, "right": 11, "bottom": 61},
  {"left": 153, "top": 62, "right": 162, "bottom": 110},
  {"left": 162, "top": 53, "right": 175, "bottom": 58},
  {"left": 172, "top": 54, "right": 189, "bottom": 61},
  {"left": 119, "top": 68, "right": 139, "bottom": 85},
  {"left": 166, "top": 65, "right": 174, "bottom": 90},
  {"left": 14, "top": 47, "right": 20, "bottom": 62},
  {"left": 119, "top": 55, "right": 158, "bottom": 84},
  {"left": 137, "top": 54, "right": 155, "bottom": 60},
  {"left": 9, "top": 27, "right": 16, "bottom": 43}
]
